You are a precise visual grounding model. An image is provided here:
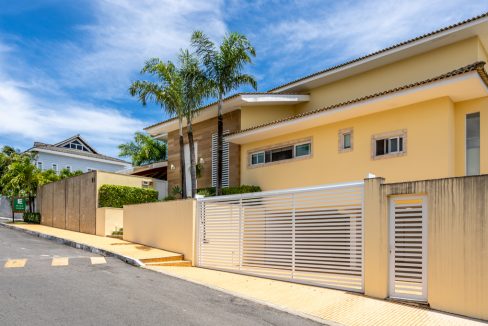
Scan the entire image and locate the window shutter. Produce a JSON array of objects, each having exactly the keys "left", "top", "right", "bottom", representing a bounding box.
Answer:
[{"left": 211, "top": 131, "right": 230, "bottom": 187}]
